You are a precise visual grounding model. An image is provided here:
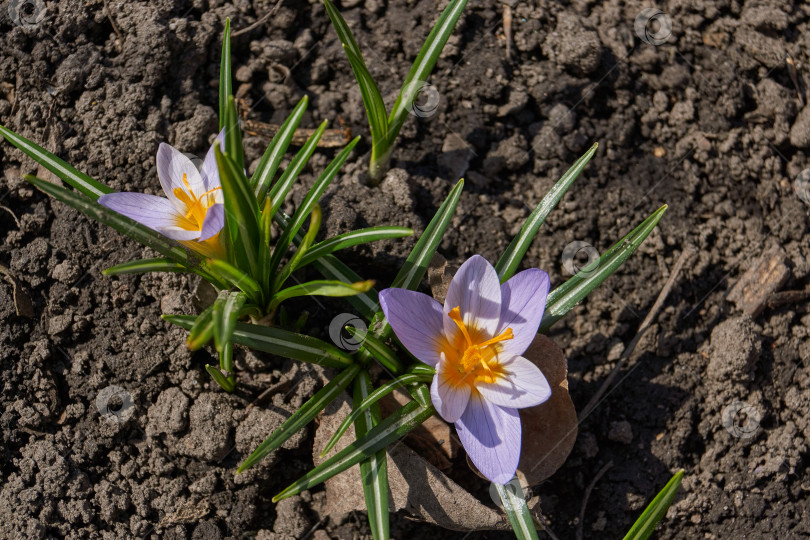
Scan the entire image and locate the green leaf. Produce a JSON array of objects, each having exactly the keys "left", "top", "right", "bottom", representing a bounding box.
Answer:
[
  {"left": 368, "top": 179, "right": 464, "bottom": 340},
  {"left": 311, "top": 255, "right": 381, "bottom": 320},
  {"left": 259, "top": 197, "right": 274, "bottom": 295},
  {"left": 224, "top": 96, "right": 245, "bottom": 174},
  {"left": 215, "top": 145, "right": 261, "bottom": 278},
  {"left": 212, "top": 290, "right": 246, "bottom": 353},
  {"left": 354, "top": 370, "right": 389, "bottom": 540},
  {"left": 623, "top": 470, "right": 684, "bottom": 540},
  {"left": 269, "top": 279, "right": 375, "bottom": 312},
  {"left": 206, "top": 363, "right": 235, "bottom": 392},
  {"left": 267, "top": 121, "right": 328, "bottom": 219},
  {"left": 539, "top": 205, "right": 668, "bottom": 331},
  {"left": 219, "top": 18, "right": 232, "bottom": 131},
  {"left": 273, "top": 400, "right": 435, "bottom": 502},
  {"left": 390, "top": 178, "right": 463, "bottom": 291},
  {"left": 406, "top": 382, "right": 431, "bottom": 409},
  {"left": 321, "top": 373, "right": 428, "bottom": 456},
  {"left": 275, "top": 205, "right": 322, "bottom": 291},
  {"left": 494, "top": 480, "right": 540, "bottom": 540},
  {"left": 25, "top": 176, "right": 196, "bottom": 267},
  {"left": 252, "top": 95, "right": 309, "bottom": 205},
  {"left": 163, "top": 314, "right": 355, "bottom": 369},
  {"left": 0, "top": 125, "right": 113, "bottom": 200},
  {"left": 297, "top": 226, "right": 413, "bottom": 269},
  {"left": 186, "top": 306, "right": 215, "bottom": 351},
  {"left": 495, "top": 143, "right": 598, "bottom": 282},
  {"left": 346, "top": 326, "right": 405, "bottom": 375},
  {"left": 387, "top": 0, "right": 468, "bottom": 146},
  {"left": 268, "top": 136, "right": 360, "bottom": 277},
  {"left": 207, "top": 259, "right": 263, "bottom": 305},
  {"left": 103, "top": 257, "right": 187, "bottom": 276},
  {"left": 238, "top": 364, "right": 361, "bottom": 472}
]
